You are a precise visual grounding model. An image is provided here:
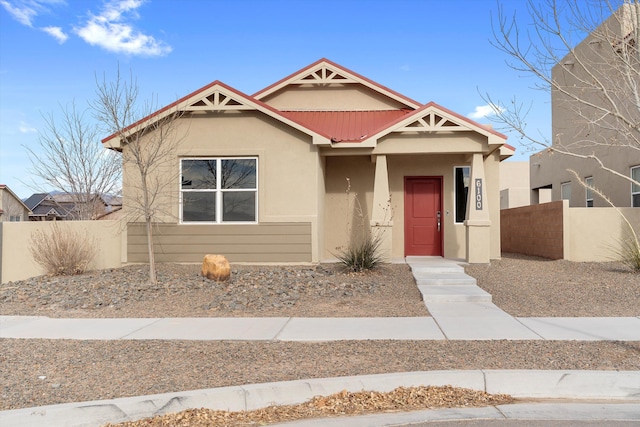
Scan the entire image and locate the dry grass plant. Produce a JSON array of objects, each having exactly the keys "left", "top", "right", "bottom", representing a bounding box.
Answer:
[
  {"left": 29, "top": 222, "right": 98, "bottom": 275},
  {"left": 618, "top": 231, "right": 640, "bottom": 272}
]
